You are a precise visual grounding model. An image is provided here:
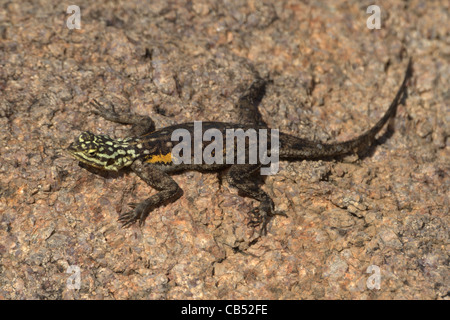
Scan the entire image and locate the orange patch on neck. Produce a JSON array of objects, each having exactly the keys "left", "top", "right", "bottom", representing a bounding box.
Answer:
[{"left": 146, "top": 152, "right": 172, "bottom": 164}]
